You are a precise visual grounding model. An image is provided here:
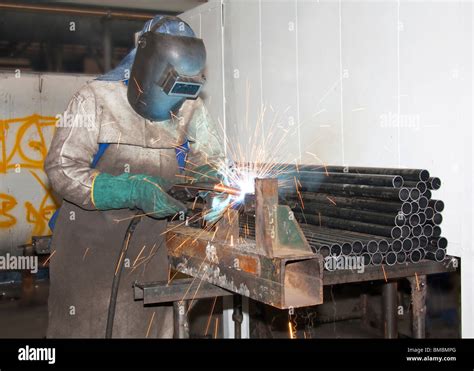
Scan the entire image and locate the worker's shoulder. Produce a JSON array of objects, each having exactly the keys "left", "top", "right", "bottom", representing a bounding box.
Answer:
[{"left": 72, "top": 79, "right": 124, "bottom": 101}]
